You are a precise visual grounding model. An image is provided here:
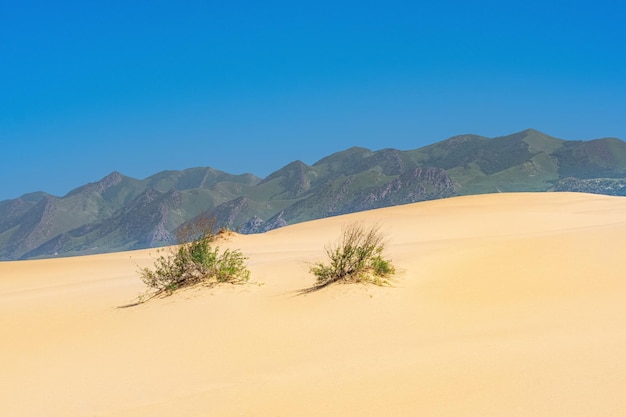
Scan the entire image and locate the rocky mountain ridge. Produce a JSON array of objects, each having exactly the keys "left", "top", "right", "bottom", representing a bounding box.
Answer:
[{"left": 2, "top": 129, "right": 625, "bottom": 260}]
